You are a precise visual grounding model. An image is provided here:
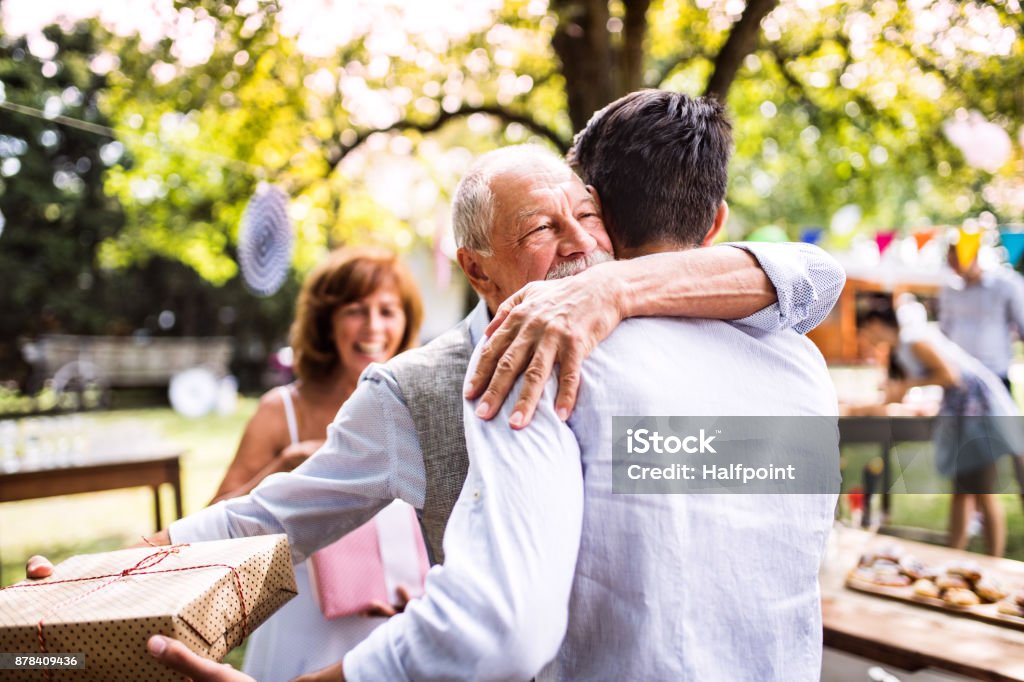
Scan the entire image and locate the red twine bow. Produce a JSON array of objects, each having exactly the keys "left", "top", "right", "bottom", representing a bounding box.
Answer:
[{"left": 2, "top": 543, "right": 250, "bottom": 681}]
